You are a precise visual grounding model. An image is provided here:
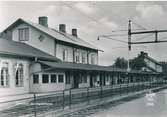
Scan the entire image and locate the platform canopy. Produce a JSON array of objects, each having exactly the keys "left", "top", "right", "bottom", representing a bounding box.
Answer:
[{"left": 39, "top": 61, "right": 158, "bottom": 75}]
